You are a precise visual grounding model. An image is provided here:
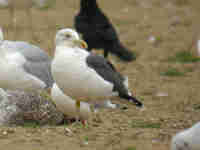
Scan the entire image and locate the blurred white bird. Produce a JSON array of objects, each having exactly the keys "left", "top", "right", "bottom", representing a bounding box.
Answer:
[
  {"left": 197, "top": 40, "right": 200, "bottom": 56},
  {"left": 0, "top": 27, "right": 53, "bottom": 94},
  {"left": 171, "top": 122, "right": 200, "bottom": 150},
  {"left": 0, "top": 0, "right": 8, "bottom": 7}
]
